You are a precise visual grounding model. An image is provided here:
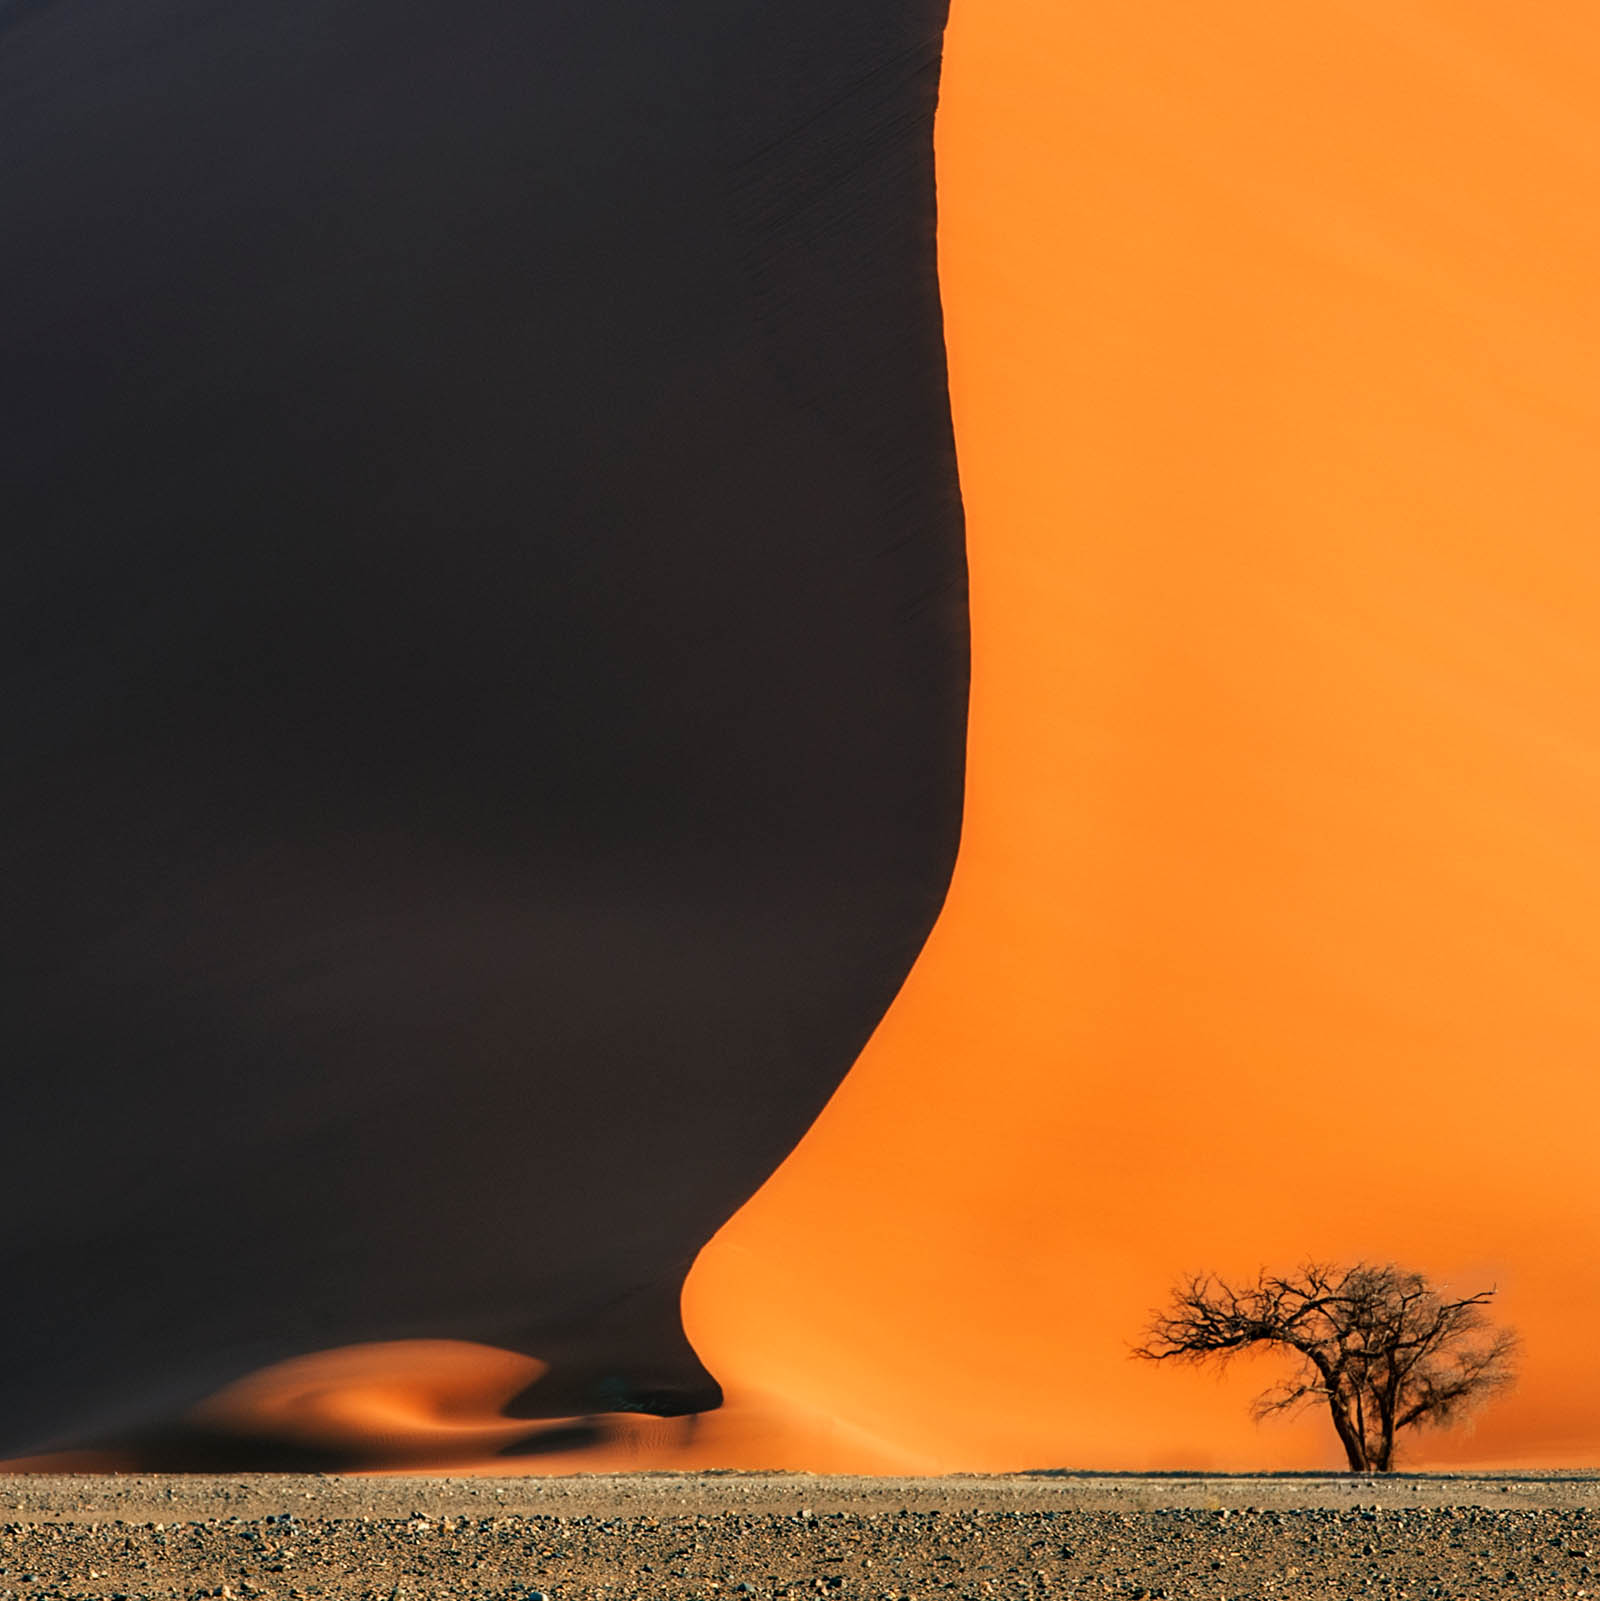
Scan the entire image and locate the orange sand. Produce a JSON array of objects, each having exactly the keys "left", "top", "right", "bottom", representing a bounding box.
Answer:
[{"left": 683, "top": 0, "right": 1600, "bottom": 1472}]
